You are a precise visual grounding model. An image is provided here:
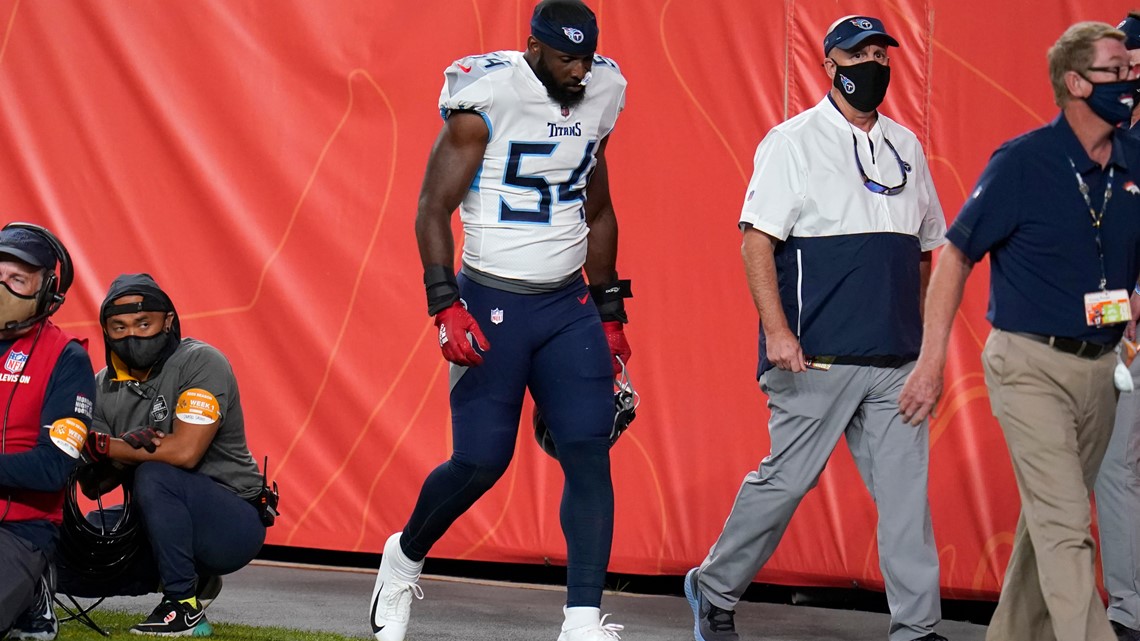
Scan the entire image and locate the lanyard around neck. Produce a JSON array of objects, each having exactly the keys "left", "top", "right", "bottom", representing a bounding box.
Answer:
[{"left": 1066, "top": 157, "right": 1114, "bottom": 290}]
